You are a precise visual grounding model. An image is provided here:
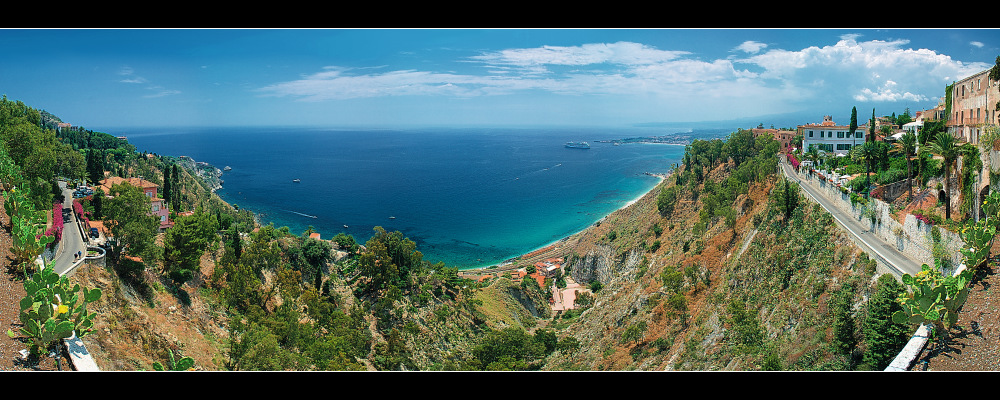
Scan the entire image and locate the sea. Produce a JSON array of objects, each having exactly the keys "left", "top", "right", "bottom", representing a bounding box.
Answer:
[{"left": 117, "top": 125, "right": 701, "bottom": 269}]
